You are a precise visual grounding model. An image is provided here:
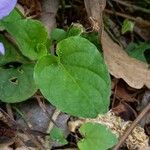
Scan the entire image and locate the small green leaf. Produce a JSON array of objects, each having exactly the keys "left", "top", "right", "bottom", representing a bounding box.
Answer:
[
  {"left": 126, "top": 42, "right": 150, "bottom": 63},
  {"left": 78, "top": 123, "right": 118, "bottom": 150},
  {"left": 51, "top": 28, "right": 67, "bottom": 42},
  {"left": 50, "top": 127, "right": 68, "bottom": 145},
  {"left": 51, "top": 24, "right": 84, "bottom": 43},
  {"left": 34, "top": 36, "right": 111, "bottom": 118},
  {"left": 0, "top": 63, "right": 37, "bottom": 103},
  {"left": 121, "top": 19, "right": 134, "bottom": 34},
  {"left": 3, "top": 19, "right": 49, "bottom": 60},
  {"left": 67, "top": 23, "right": 84, "bottom": 37}
]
